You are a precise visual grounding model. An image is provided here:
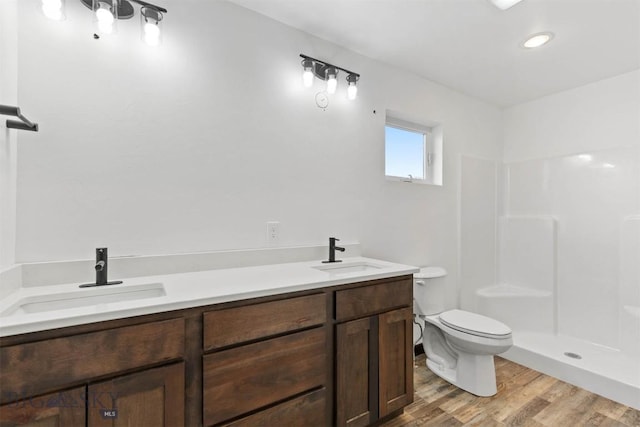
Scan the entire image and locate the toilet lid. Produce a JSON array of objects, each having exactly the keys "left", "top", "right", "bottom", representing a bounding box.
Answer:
[{"left": 439, "top": 310, "right": 512, "bottom": 339}]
